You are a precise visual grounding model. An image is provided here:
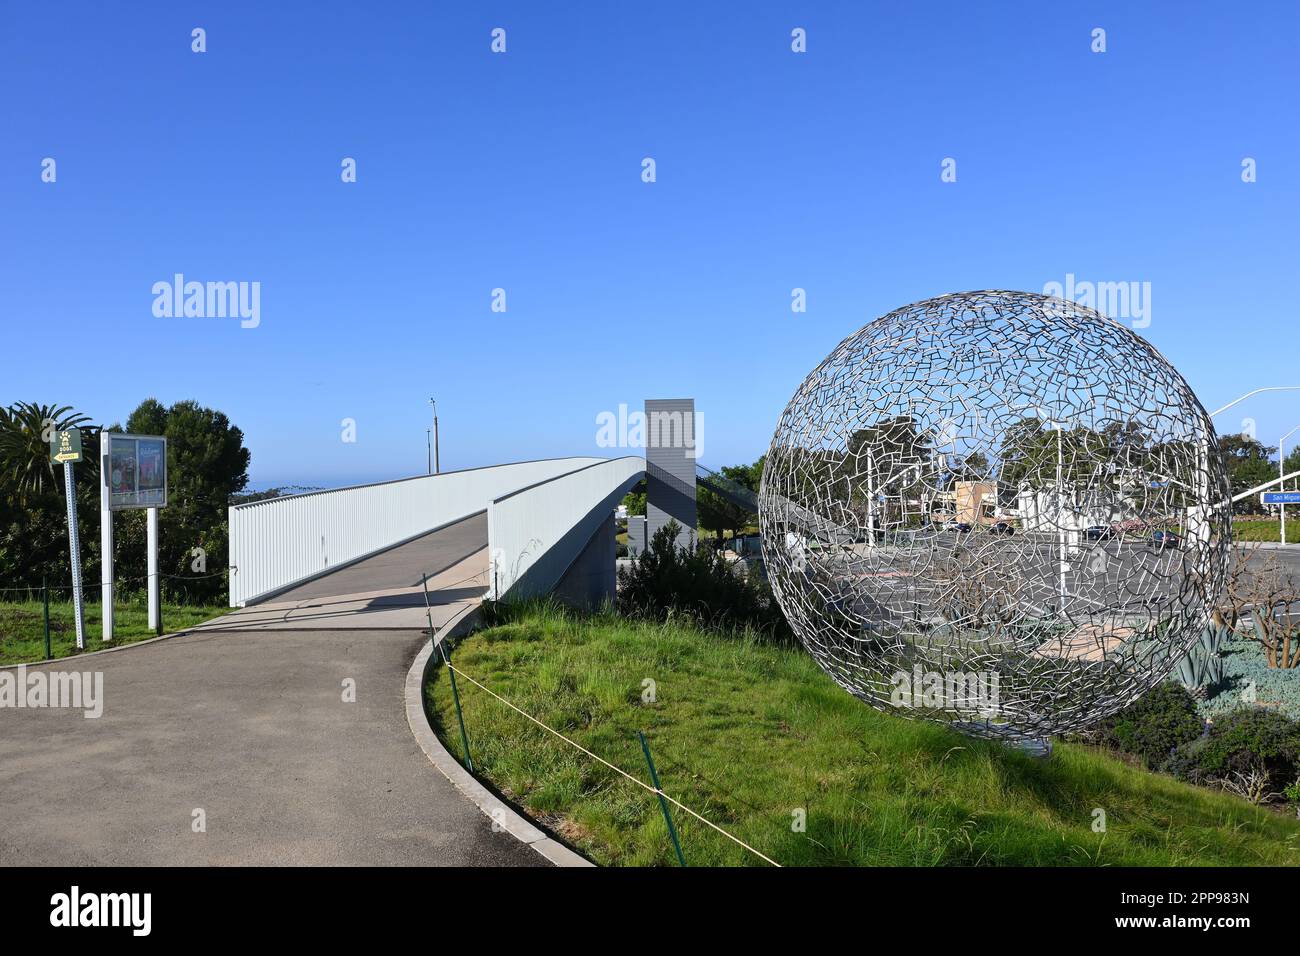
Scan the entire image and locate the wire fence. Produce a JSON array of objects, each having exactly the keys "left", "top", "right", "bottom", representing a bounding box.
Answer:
[
  {"left": 0, "top": 566, "right": 232, "bottom": 597},
  {"left": 430, "top": 639, "right": 782, "bottom": 867}
]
